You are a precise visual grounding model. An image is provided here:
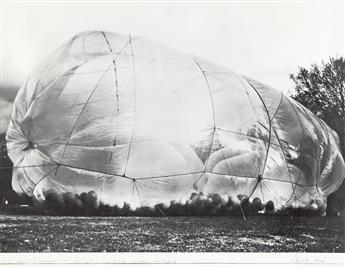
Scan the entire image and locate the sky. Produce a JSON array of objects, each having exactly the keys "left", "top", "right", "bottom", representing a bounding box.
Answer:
[{"left": 0, "top": 1, "right": 344, "bottom": 131}]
